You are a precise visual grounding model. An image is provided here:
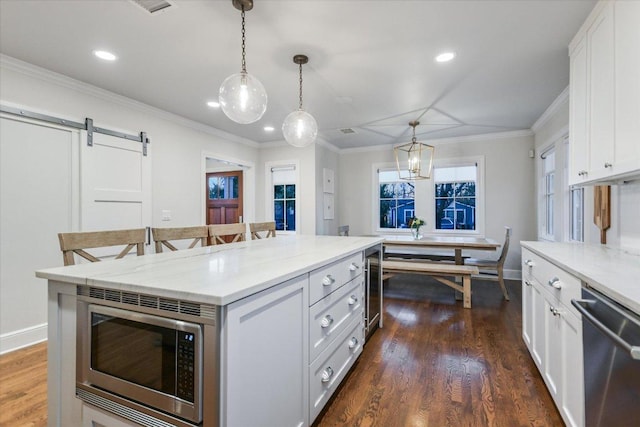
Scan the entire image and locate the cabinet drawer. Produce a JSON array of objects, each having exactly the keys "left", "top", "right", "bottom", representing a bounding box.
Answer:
[
  {"left": 522, "top": 249, "right": 581, "bottom": 316},
  {"left": 309, "top": 277, "right": 363, "bottom": 362},
  {"left": 309, "top": 252, "right": 363, "bottom": 305},
  {"left": 309, "top": 316, "right": 363, "bottom": 423}
]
